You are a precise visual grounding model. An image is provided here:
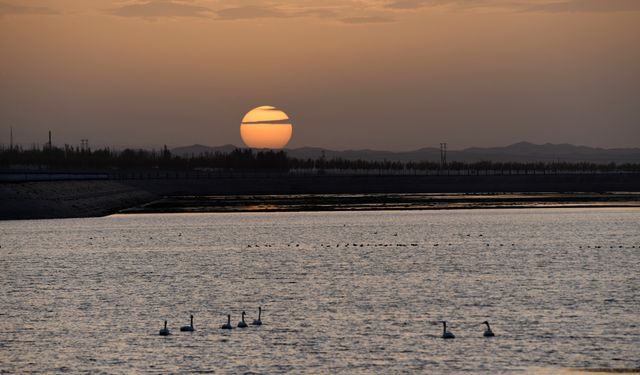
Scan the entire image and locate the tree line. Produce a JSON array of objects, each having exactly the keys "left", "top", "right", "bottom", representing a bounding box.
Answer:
[{"left": 1, "top": 144, "right": 638, "bottom": 174}]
